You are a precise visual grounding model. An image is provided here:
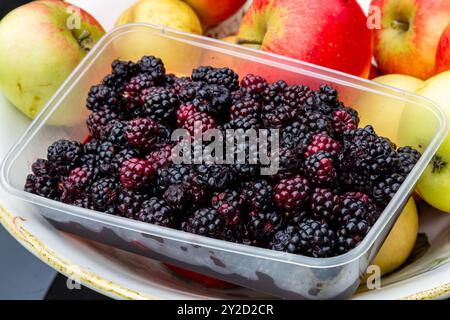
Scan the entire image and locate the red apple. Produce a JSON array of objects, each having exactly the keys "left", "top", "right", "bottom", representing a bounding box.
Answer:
[
  {"left": 237, "top": 0, "right": 372, "bottom": 78},
  {"left": 184, "top": 0, "right": 247, "bottom": 28},
  {"left": 369, "top": 65, "right": 382, "bottom": 79},
  {"left": 436, "top": 22, "right": 450, "bottom": 74},
  {"left": 372, "top": 0, "right": 450, "bottom": 80}
]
